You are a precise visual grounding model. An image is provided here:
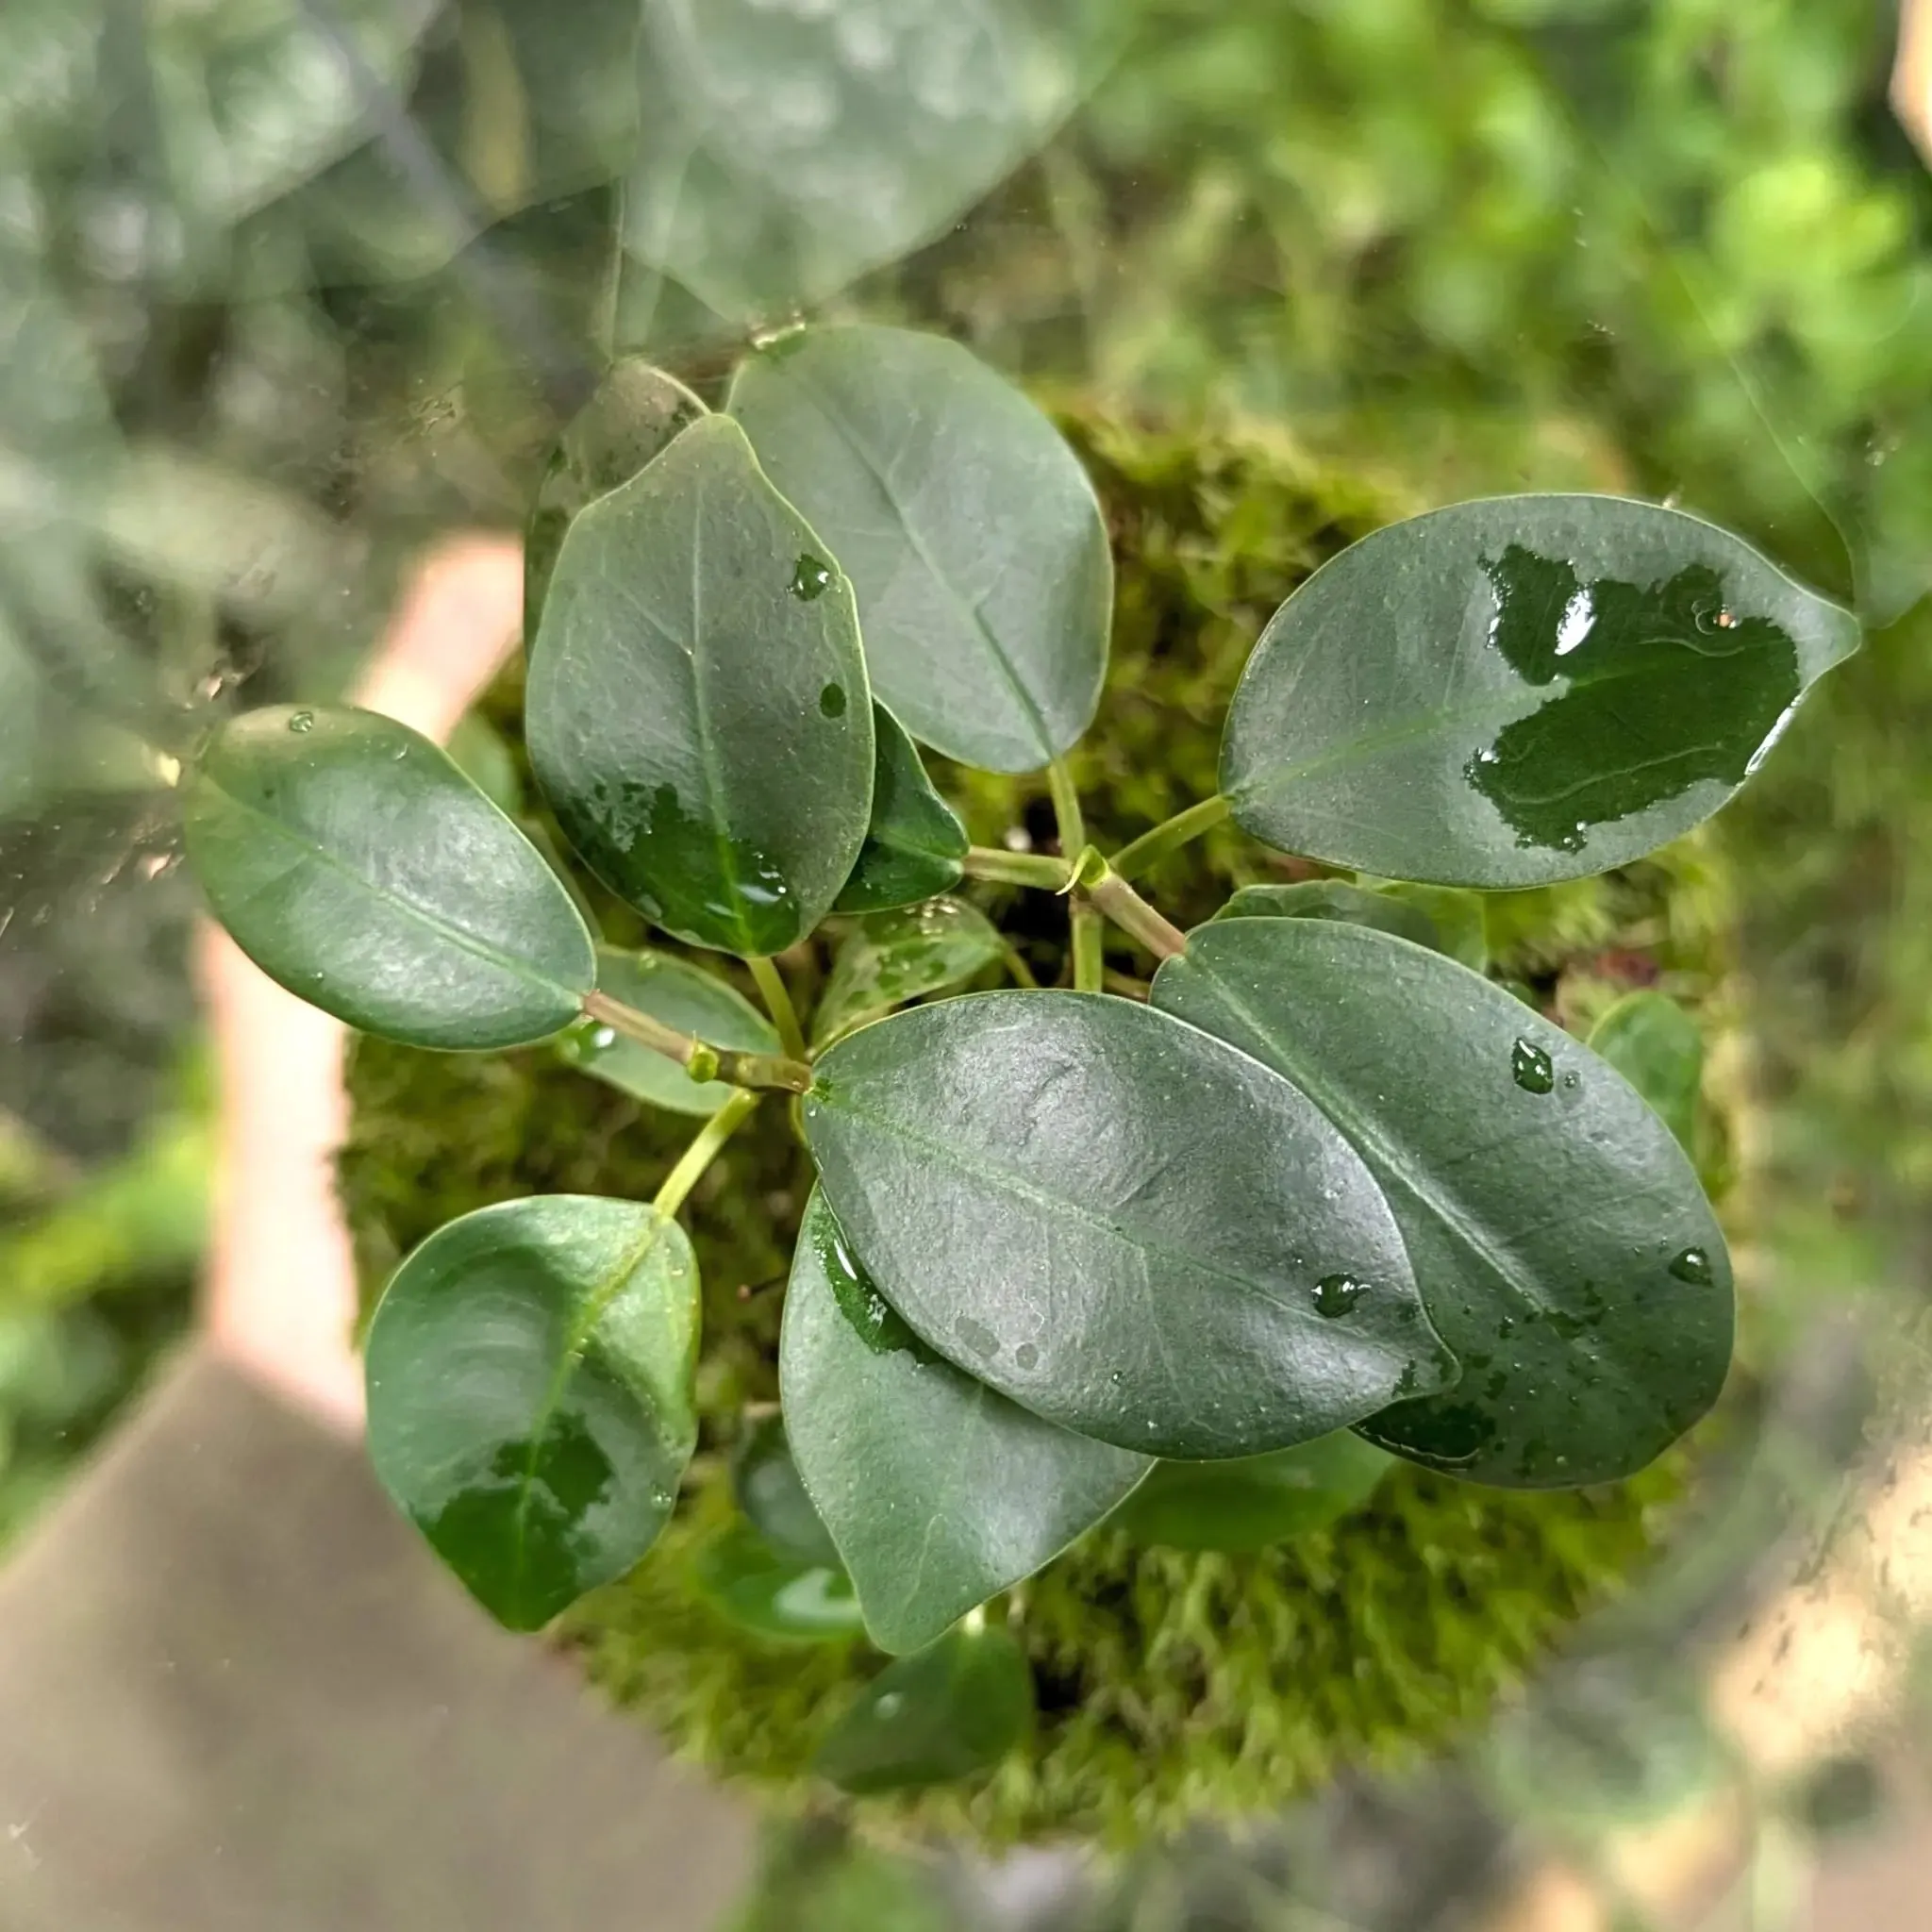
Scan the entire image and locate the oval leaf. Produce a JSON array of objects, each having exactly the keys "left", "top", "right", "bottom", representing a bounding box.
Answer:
[
  {"left": 364, "top": 1195, "right": 700, "bottom": 1631},
  {"left": 691, "top": 1520, "right": 866, "bottom": 1645},
  {"left": 1152, "top": 919, "right": 1733, "bottom": 1487},
  {"left": 525, "top": 358, "right": 707, "bottom": 636},
  {"left": 1115, "top": 1431, "right": 1393, "bottom": 1553},
  {"left": 834, "top": 705, "right": 970, "bottom": 913},
  {"left": 527, "top": 413, "right": 874, "bottom": 955},
  {"left": 558, "top": 947, "right": 778, "bottom": 1116},
  {"left": 1221, "top": 496, "right": 1860, "bottom": 886},
  {"left": 782, "top": 1190, "right": 1150, "bottom": 1656},
  {"left": 729, "top": 326, "right": 1110, "bottom": 774},
  {"left": 182, "top": 705, "right": 594, "bottom": 1049},
  {"left": 815, "top": 1624, "right": 1035, "bottom": 1796},
  {"left": 1588, "top": 991, "right": 1705, "bottom": 1155},
  {"left": 811, "top": 897, "right": 1005, "bottom": 1050},
  {"left": 732, "top": 1412, "right": 841, "bottom": 1571},
  {"left": 803, "top": 991, "right": 1455, "bottom": 1460}
]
